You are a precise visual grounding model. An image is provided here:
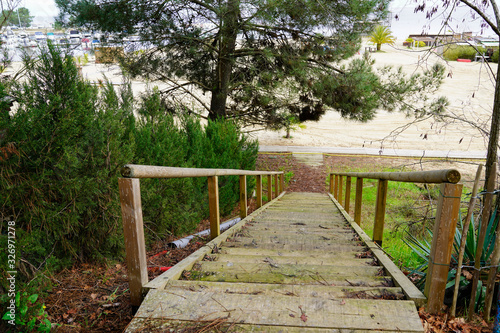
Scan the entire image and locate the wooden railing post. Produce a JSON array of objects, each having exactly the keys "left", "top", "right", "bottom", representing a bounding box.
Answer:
[
  {"left": 373, "top": 179, "right": 388, "bottom": 246},
  {"left": 267, "top": 174, "right": 272, "bottom": 201},
  {"left": 338, "top": 176, "right": 343, "bottom": 206},
  {"left": 208, "top": 176, "right": 220, "bottom": 240},
  {"left": 280, "top": 173, "right": 285, "bottom": 193},
  {"left": 119, "top": 178, "right": 148, "bottom": 307},
  {"left": 256, "top": 175, "right": 262, "bottom": 208},
  {"left": 345, "top": 176, "right": 351, "bottom": 212},
  {"left": 334, "top": 175, "right": 339, "bottom": 199},
  {"left": 239, "top": 175, "right": 247, "bottom": 218},
  {"left": 274, "top": 174, "right": 279, "bottom": 198},
  {"left": 354, "top": 178, "right": 363, "bottom": 225},
  {"left": 425, "top": 182, "right": 463, "bottom": 313},
  {"left": 329, "top": 174, "right": 334, "bottom": 194}
]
